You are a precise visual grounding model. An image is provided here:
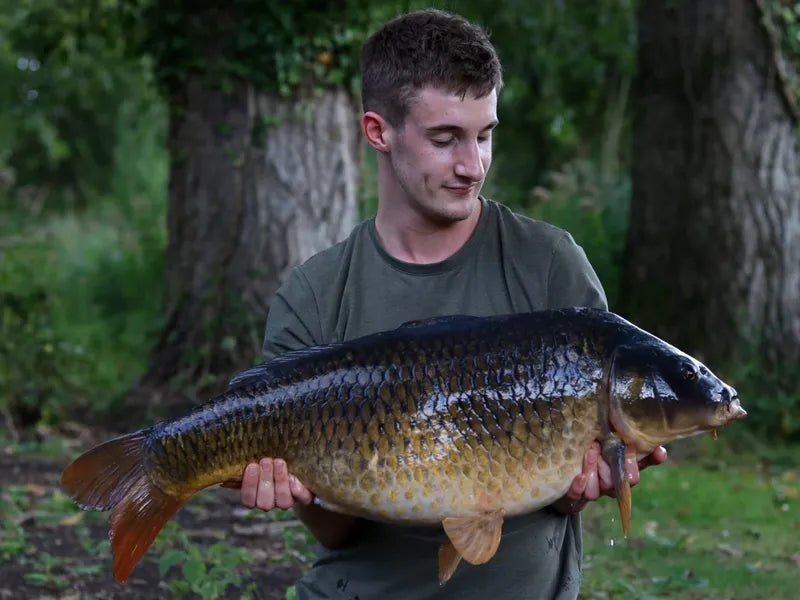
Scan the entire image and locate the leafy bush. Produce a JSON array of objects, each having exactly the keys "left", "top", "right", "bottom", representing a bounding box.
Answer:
[
  {"left": 523, "top": 159, "right": 631, "bottom": 309},
  {"left": 733, "top": 359, "right": 800, "bottom": 441},
  {"left": 0, "top": 82, "right": 168, "bottom": 426}
]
